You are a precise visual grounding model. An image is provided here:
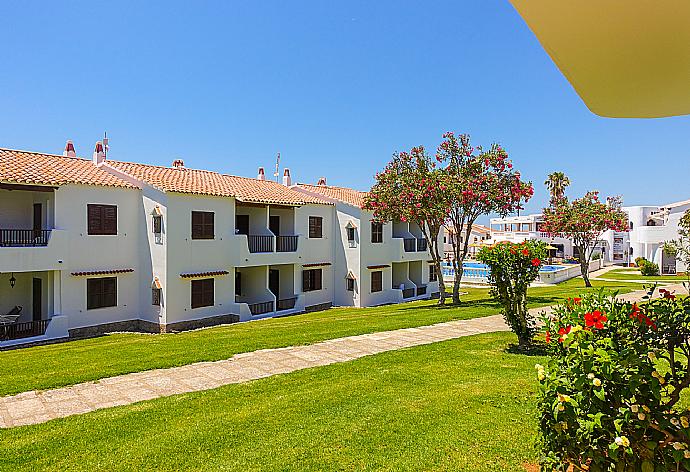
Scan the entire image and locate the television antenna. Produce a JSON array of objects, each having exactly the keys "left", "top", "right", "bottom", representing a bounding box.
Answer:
[{"left": 274, "top": 152, "right": 281, "bottom": 182}]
